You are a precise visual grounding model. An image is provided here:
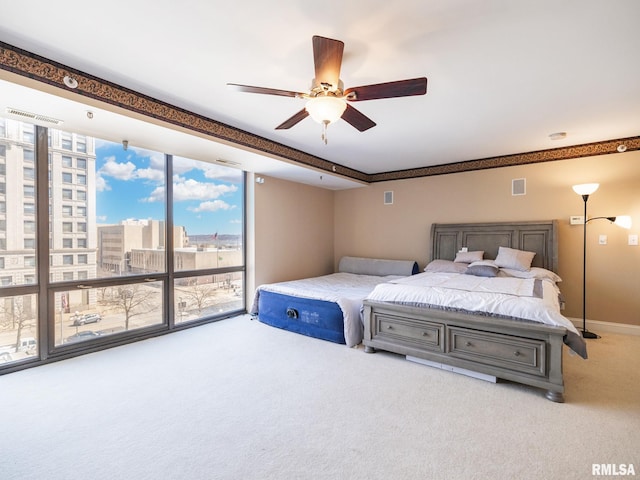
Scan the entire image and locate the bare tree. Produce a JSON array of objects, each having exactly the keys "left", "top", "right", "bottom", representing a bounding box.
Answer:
[
  {"left": 177, "top": 281, "right": 218, "bottom": 316},
  {"left": 96, "top": 287, "right": 109, "bottom": 304},
  {"left": 0, "top": 296, "right": 36, "bottom": 352},
  {"left": 101, "top": 284, "right": 157, "bottom": 330}
]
